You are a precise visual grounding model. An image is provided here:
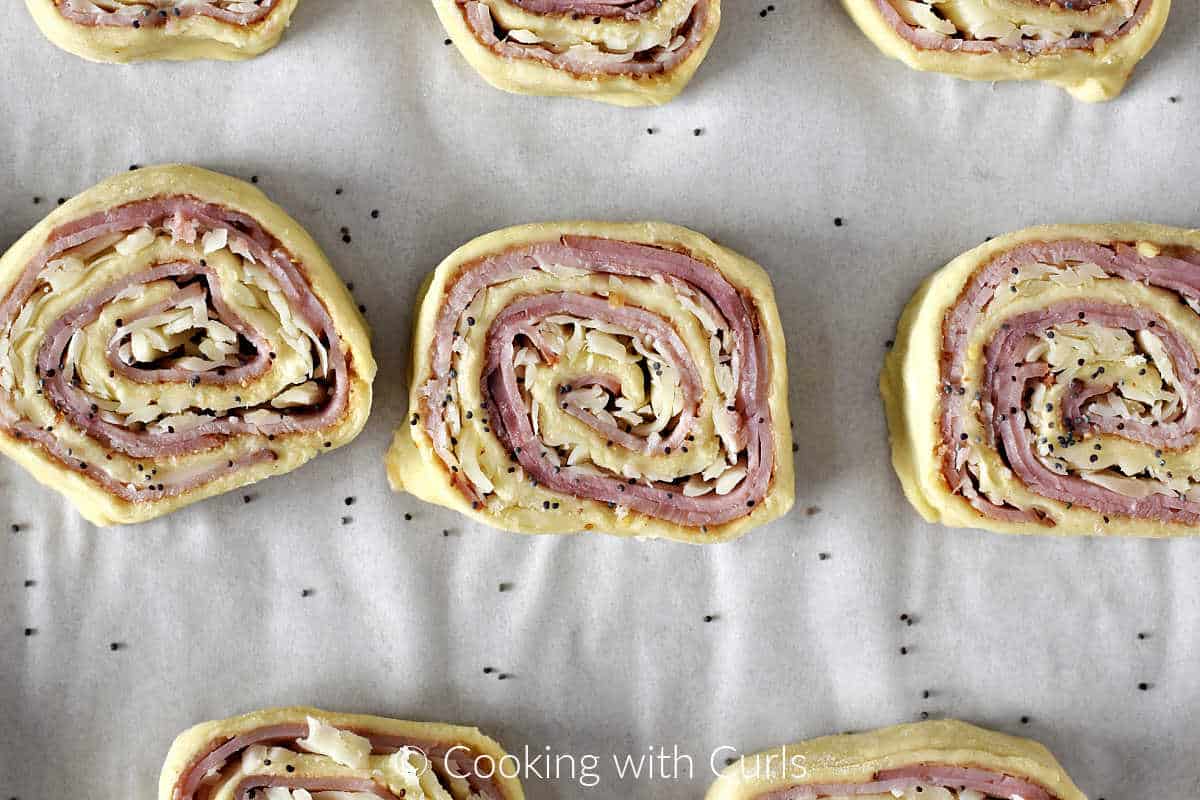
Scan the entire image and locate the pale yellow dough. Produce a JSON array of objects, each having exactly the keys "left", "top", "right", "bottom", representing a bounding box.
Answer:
[
  {"left": 159, "top": 706, "right": 525, "bottom": 800},
  {"left": 25, "top": 0, "right": 299, "bottom": 63},
  {"left": 841, "top": 0, "right": 1170, "bottom": 101},
  {"left": 0, "top": 165, "right": 375, "bottom": 526},
  {"left": 706, "top": 720, "right": 1086, "bottom": 800},
  {"left": 387, "top": 221, "right": 794, "bottom": 543},
  {"left": 432, "top": 0, "right": 721, "bottom": 106},
  {"left": 882, "top": 222, "right": 1200, "bottom": 538}
]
